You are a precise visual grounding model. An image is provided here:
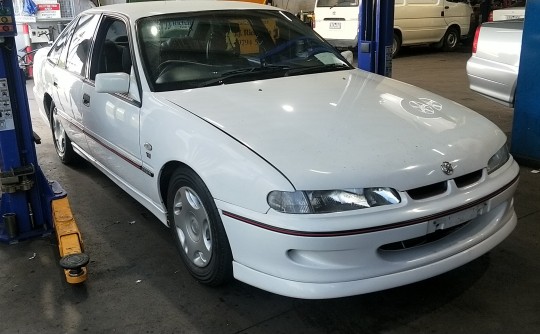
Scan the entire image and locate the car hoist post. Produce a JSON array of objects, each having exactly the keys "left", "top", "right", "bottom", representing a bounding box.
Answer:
[
  {"left": 510, "top": 1, "right": 540, "bottom": 167},
  {"left": 358, "top": 0, "right": 395, "bottom": 77},
  {"left": 0, "top": 0, "right": 88, "bottom": 284}
]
